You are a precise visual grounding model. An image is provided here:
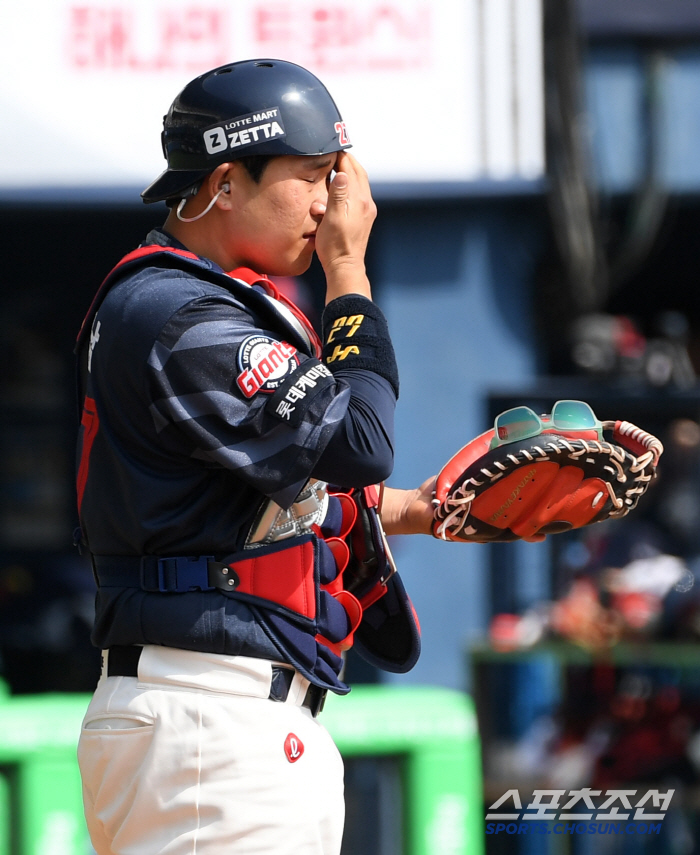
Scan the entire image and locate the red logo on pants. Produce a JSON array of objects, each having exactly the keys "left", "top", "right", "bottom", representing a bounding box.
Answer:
[{"left": 284, "top": 733, "right": 304, "bottom": 763}]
